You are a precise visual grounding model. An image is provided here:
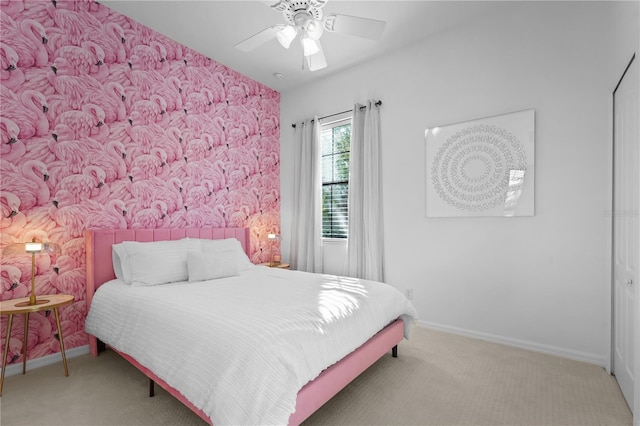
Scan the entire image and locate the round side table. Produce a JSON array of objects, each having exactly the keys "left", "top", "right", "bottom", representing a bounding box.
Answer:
[{"left": 0, "top": 294, "right": 74, "bottom": 396}]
